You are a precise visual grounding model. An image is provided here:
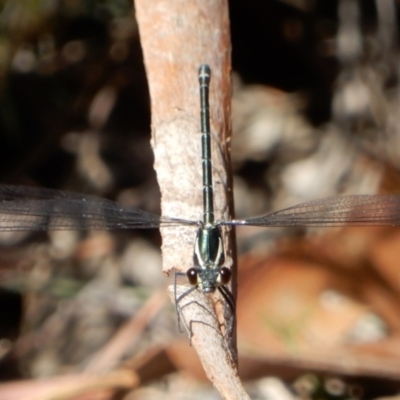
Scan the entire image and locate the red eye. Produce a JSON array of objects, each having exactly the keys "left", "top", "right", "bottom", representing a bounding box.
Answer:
[
  {"left": 220, "top": 267, "right": 231, "bottom": 285},
  {"left": 186, "top": 268, "right": 198, "bottom": 285}
]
